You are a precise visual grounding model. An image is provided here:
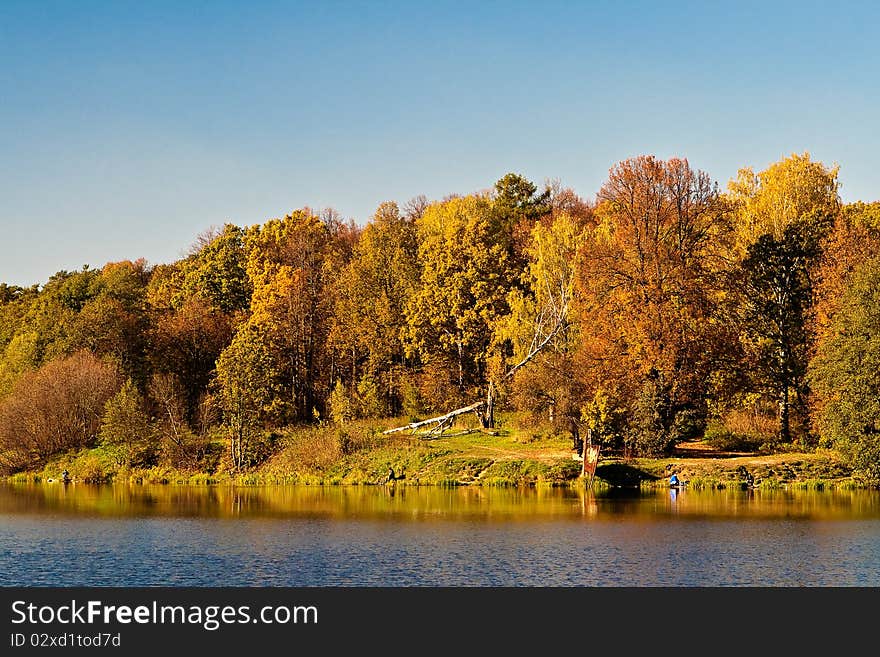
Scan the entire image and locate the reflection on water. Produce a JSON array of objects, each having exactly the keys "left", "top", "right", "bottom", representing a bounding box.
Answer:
[
  {"left": 2, "top": 482, "right": 879, "bottom": 520},
  {"left": 2, "top": 483, "right": 879, "bottom": 586}
]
